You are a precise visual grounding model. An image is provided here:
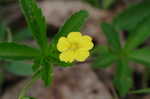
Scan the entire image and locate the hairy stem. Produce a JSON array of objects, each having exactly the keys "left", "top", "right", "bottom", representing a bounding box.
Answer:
[{"left": 18, "top": 69, "right": 40, "bottom": 99}]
